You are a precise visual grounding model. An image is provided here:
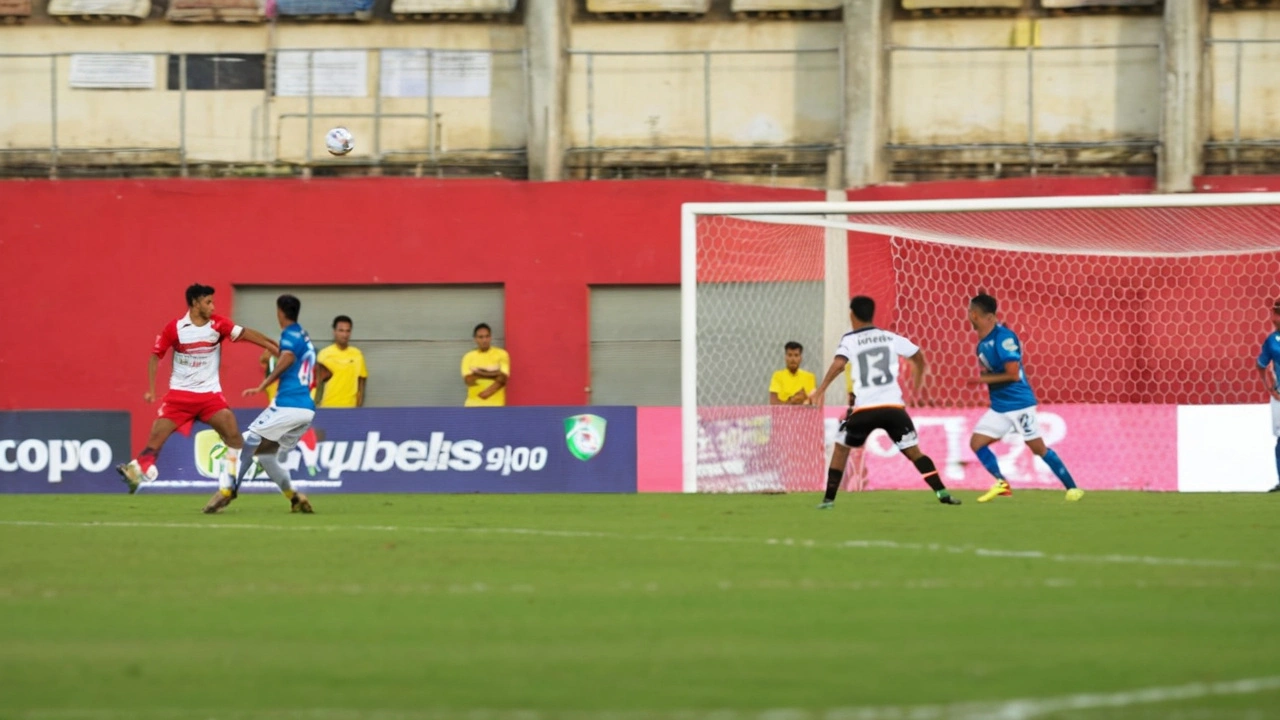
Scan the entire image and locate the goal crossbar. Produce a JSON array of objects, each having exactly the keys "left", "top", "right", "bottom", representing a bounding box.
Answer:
[{"left": 681, "top": 191, "right": 1280, "bottom": 218}]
